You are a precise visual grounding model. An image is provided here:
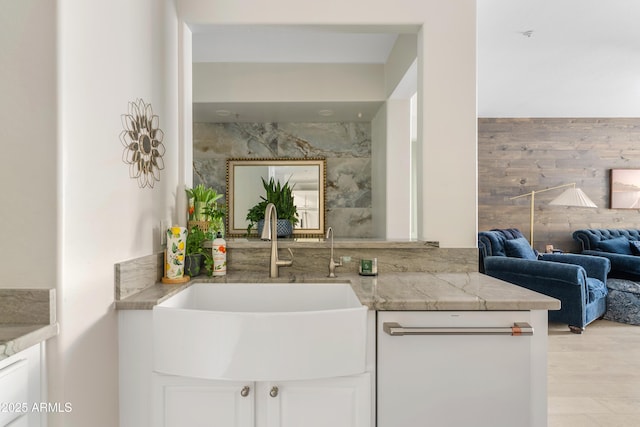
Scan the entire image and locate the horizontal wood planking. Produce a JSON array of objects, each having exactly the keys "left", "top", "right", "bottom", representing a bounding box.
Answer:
[{"left": 479, "top": 118, "right": 640, "bottom": 253}]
